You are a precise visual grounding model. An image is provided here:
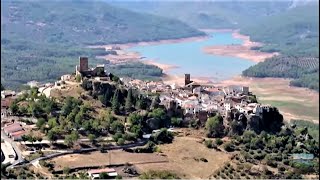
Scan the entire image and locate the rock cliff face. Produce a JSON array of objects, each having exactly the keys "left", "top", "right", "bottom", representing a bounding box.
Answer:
[
  {"left": 247, "top": 106, "right": 284, "bottom": 134},
  {"left": 227, "top": 106, "right": 284, "bottom": 135}
]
